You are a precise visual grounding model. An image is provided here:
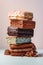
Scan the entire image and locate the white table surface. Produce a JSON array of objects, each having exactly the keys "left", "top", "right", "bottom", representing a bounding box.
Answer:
[{"left": 0, "top": 49, "right": 43, "bottom": 65}]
